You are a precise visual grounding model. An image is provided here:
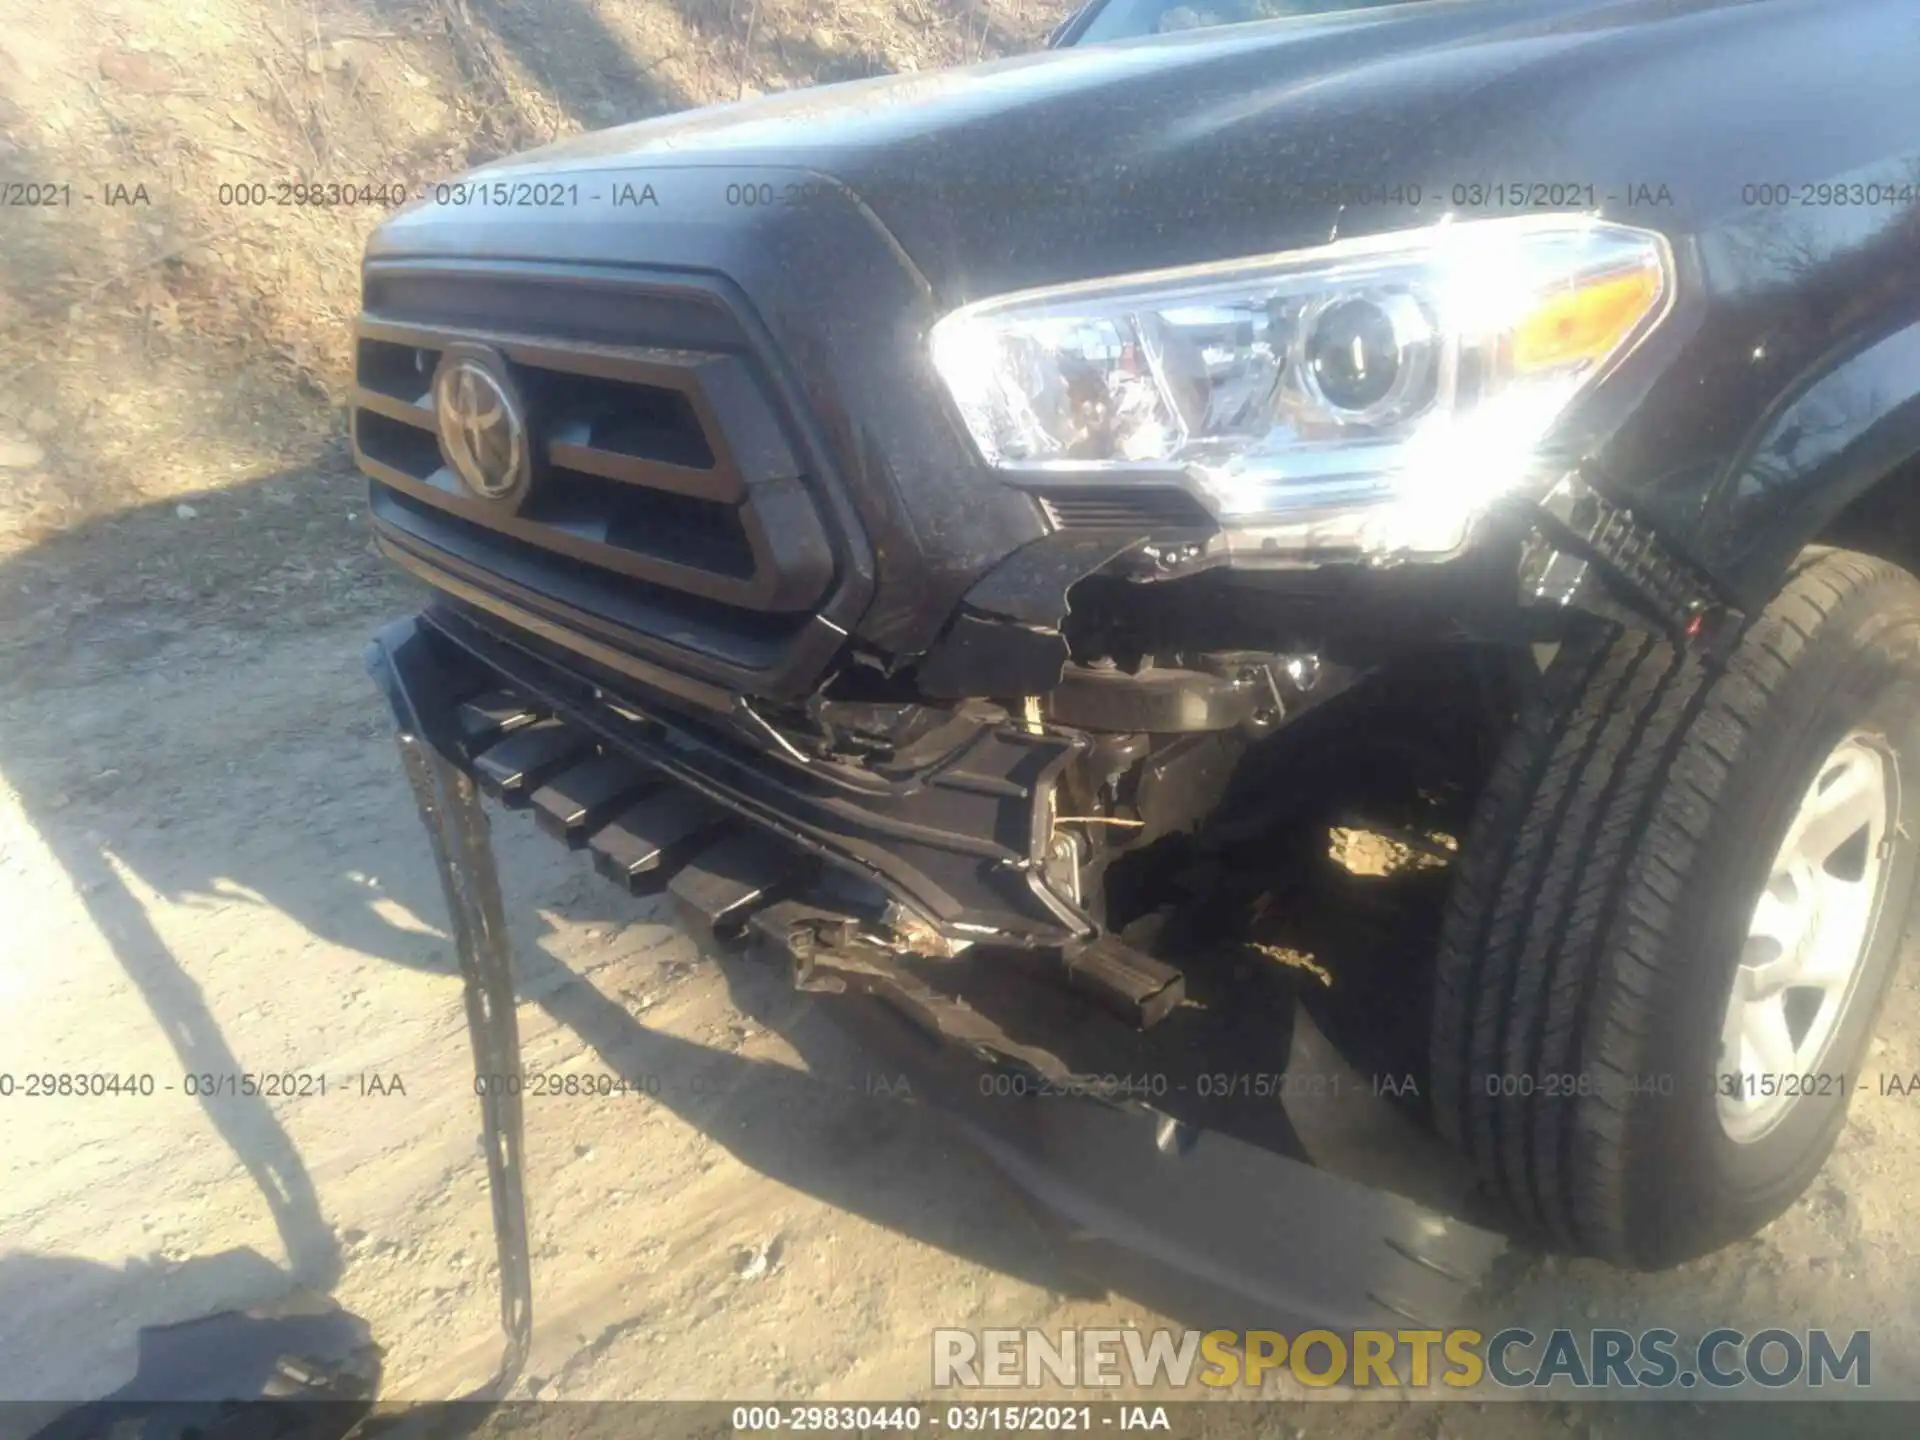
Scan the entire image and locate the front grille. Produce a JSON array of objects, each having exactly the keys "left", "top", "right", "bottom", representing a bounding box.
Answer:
[
  {"left": 353, "top": 263, "right": 856, "bottom": 702},
  {"left": 1035, "top": 485, "right": 1217, "bottom": 532}
]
